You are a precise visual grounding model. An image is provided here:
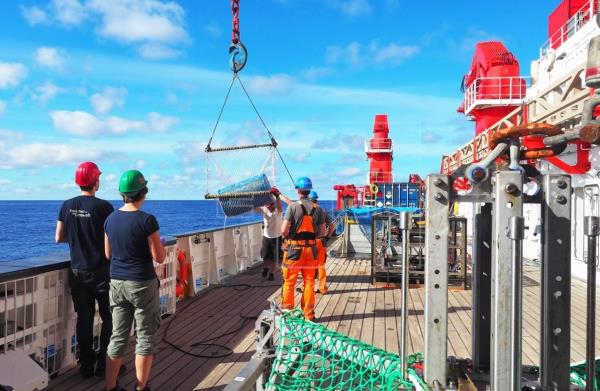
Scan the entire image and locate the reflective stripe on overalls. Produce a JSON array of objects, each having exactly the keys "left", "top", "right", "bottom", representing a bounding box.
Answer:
[{"left": 281, "top": 202, "right": 318, "bottom": 320}]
